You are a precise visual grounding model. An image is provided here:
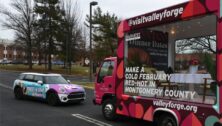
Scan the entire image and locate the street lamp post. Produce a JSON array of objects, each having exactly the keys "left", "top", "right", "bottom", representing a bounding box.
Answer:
[{"left": 89, "top": 1, "right": 98, "bottom": 82}]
